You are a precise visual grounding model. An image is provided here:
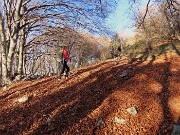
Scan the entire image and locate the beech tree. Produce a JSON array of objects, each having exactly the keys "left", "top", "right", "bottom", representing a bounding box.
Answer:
[
  {"left": 128, "top": 0, "right": 179, "bottom": 55},
  {"left": 0, "top": 0, "right": 116, "bottom": 86},
  {"left": 130, "top": 0, "right": 180, "bottom": 40},
  {"left": 25, "top": 26, "right": 102, "bottom": 75}
]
